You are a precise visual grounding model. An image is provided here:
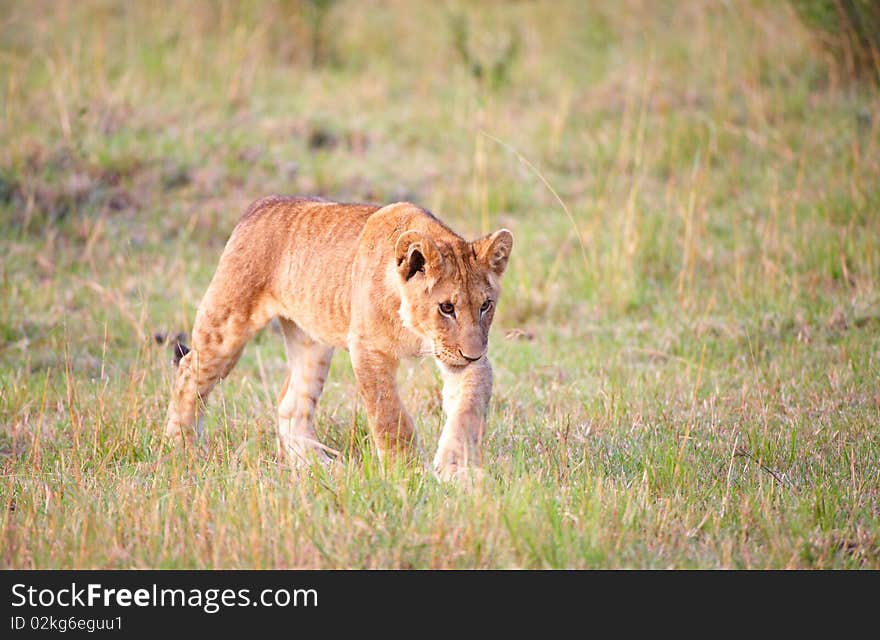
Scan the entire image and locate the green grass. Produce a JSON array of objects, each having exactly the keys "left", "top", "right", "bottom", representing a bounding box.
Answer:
[{"left": 1, "top": 0, "right": 878, "bottom": 568}]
